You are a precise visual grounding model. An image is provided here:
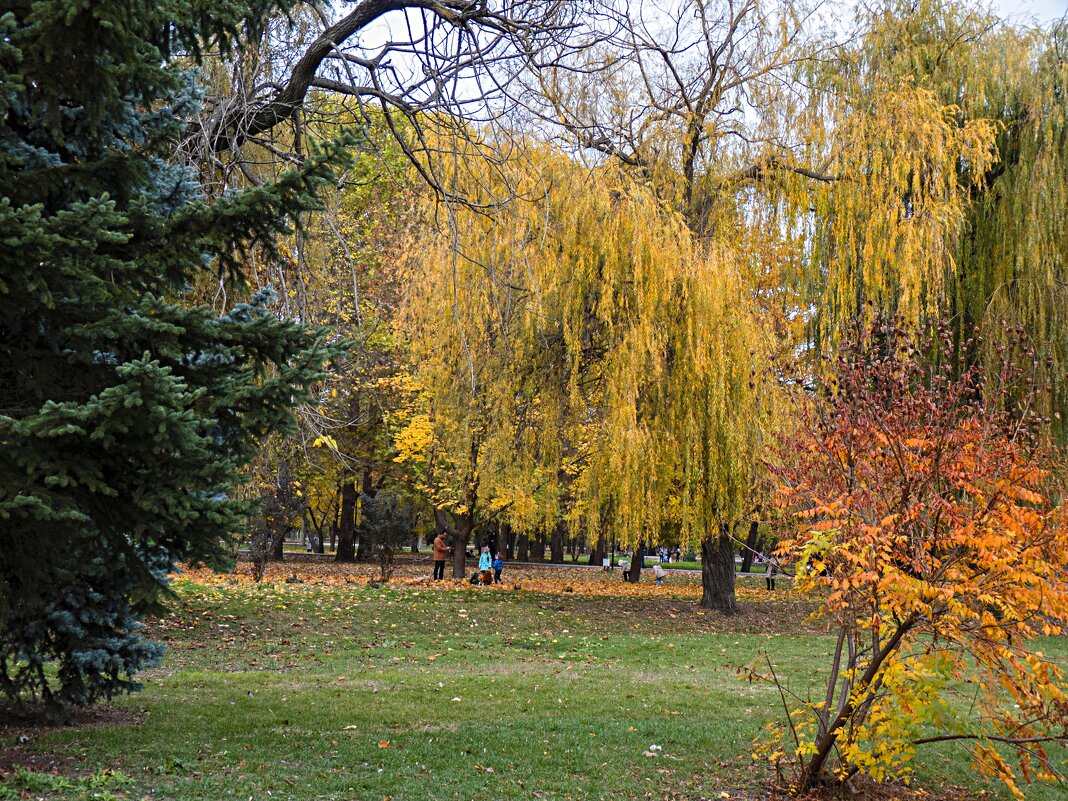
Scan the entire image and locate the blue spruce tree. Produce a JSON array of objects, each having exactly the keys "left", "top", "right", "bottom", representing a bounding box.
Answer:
[{"left": 0, "top": 1, "right": 346, "bottom": 708}]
